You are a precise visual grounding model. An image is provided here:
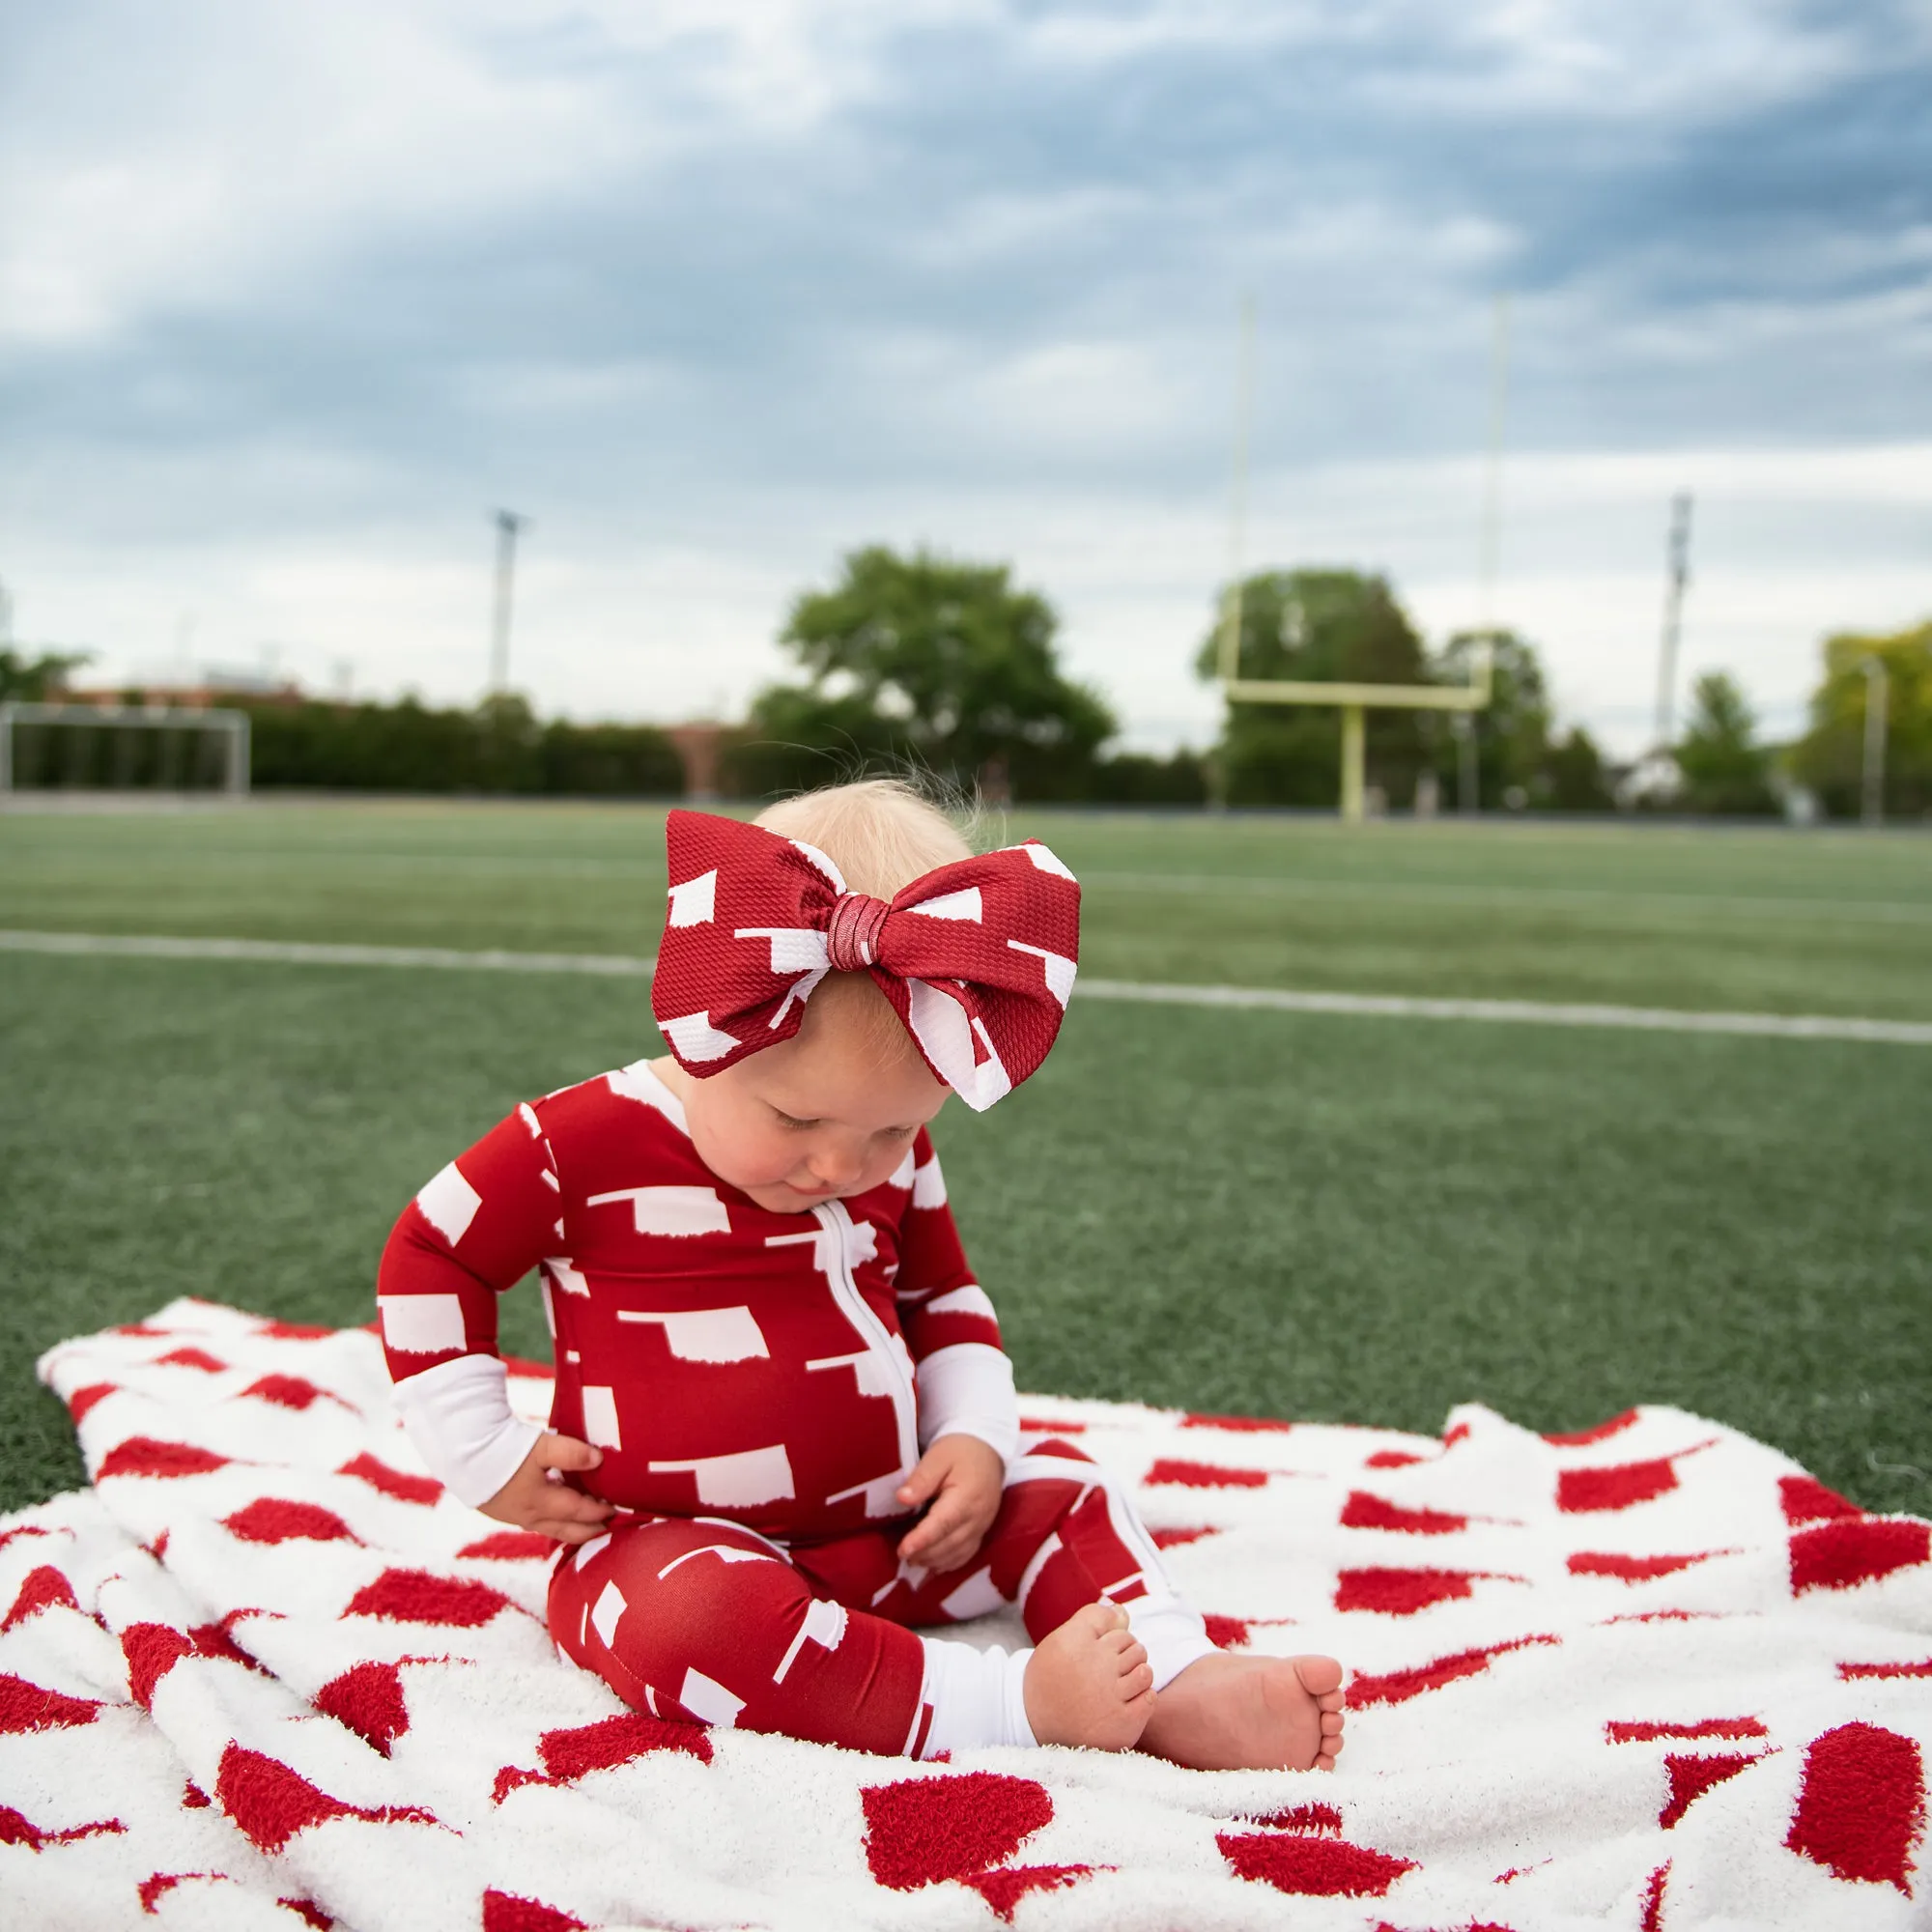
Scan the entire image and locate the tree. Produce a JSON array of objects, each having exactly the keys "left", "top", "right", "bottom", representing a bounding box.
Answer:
[
  {"left": 1790, "top": 620, "right": 1932, "bottom": 819},
  {"left": 1674, "top": 670, "right": 1777, "bottom": 815},
  {"left": 1424, "top": 630, "right": 1554, "bottom": 810},
  {"left": 0, "top": 646, "right": 88, "bottom": 702},
  {"left": 1544, "top": 725, "right": 1615, "bottom": 811},
  {"left": 1194, "top": 570, "right": 1432, "bottom": 806},
  {"left": 754, "top": 547, "right": 1115, "bottom": 799}
]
